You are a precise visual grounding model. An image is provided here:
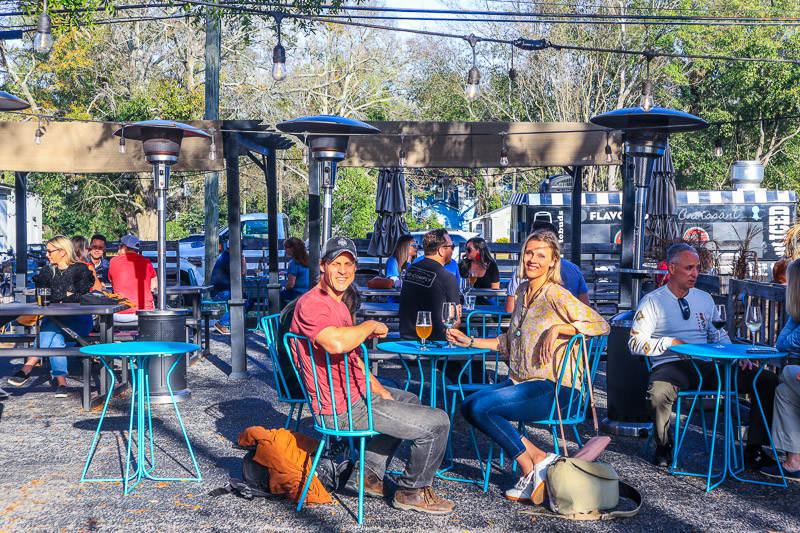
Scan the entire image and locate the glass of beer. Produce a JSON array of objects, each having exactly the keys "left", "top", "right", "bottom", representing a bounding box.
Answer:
[
  {"left": 416, "top": 311, "right": 432, "bottom": 351},
  {"left": 468, "top": 269, "right": 478, "bottom": 290},
  {"left": 37, "top": 287, "right": 51, "bottom": 307}
]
